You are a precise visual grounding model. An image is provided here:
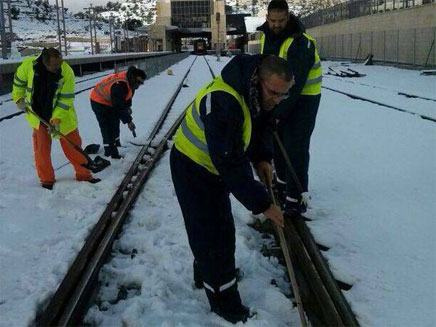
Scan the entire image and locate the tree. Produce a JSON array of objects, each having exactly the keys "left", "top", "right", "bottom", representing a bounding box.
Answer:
[
  {"left": 74, "top": 11, "right": 86, "bottom": 19},
  {"left": 145, "top": 11, "right": 153, "bottom": 24},
  {"left": 11, "top": 6, "right": 20, "bottom": 20},
  {"left": 126, "top": 18, "right": 143, "bottom": 31}
]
